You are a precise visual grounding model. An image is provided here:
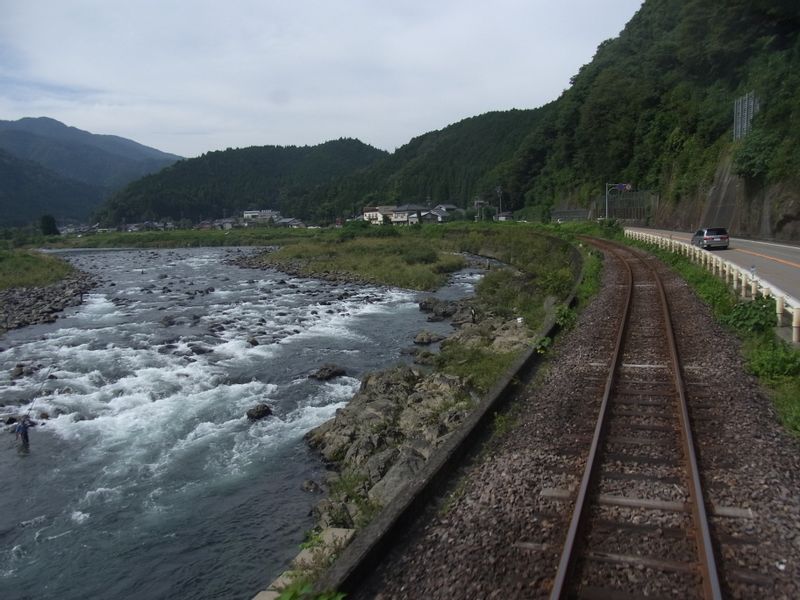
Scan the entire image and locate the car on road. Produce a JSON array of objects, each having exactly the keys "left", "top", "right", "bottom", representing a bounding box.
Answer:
[{"left": 691, "top": 227, "right": 729, "bottom": 250}]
